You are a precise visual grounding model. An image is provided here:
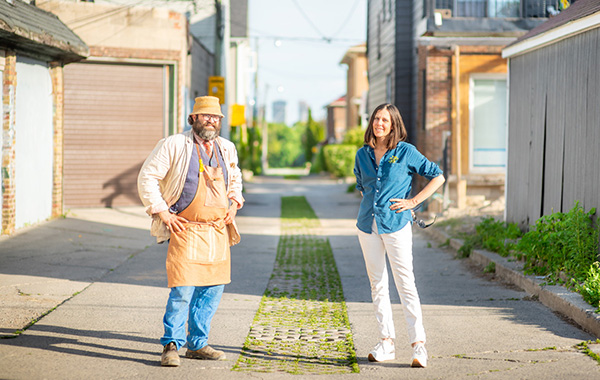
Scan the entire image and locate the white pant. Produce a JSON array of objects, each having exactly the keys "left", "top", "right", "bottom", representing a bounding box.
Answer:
[{"left": 357, "top": 221, "right": 426, "bottom": 344}]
